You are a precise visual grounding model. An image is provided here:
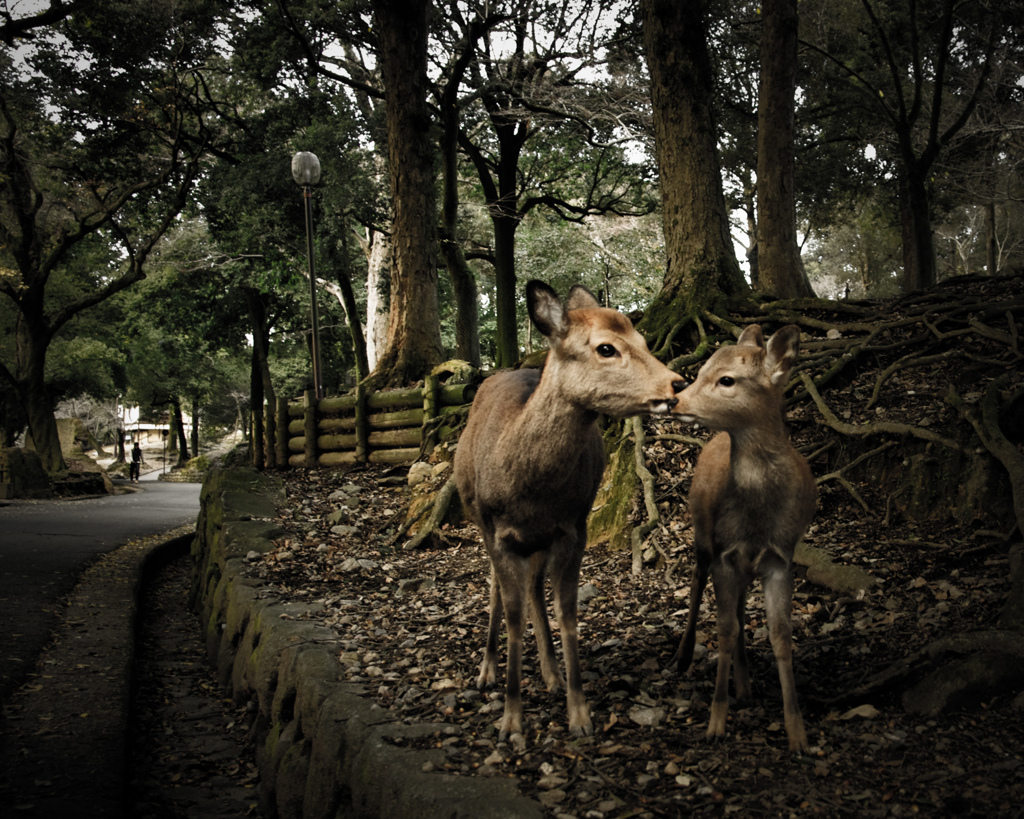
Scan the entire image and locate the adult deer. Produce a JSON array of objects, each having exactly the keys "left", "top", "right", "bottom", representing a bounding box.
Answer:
[
  {"left": 672, "top": 324, "right": 816, "bottom": 753},
  {"left": 454, "top": 280, "right": 685, "bottom": 739}
]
